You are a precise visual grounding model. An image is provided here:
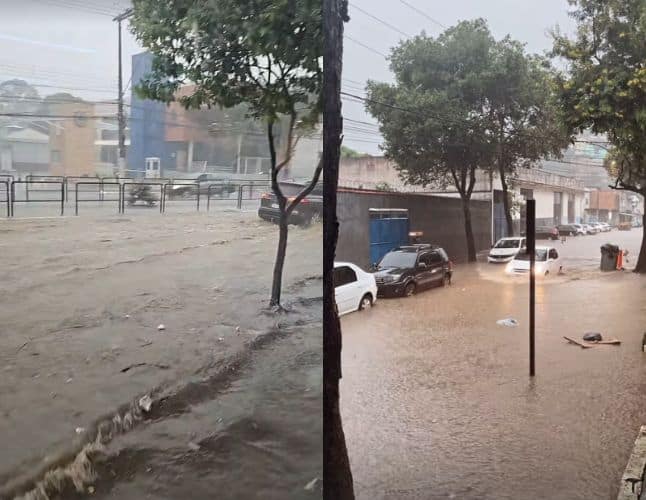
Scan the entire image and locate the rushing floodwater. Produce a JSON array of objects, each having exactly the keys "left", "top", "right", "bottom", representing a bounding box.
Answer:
[
  {"left": 61, "top": 319, "right": 322, "bottom": 500},
  {"left": 341, "top": 230, "right": 646, "bottom": 500}
]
